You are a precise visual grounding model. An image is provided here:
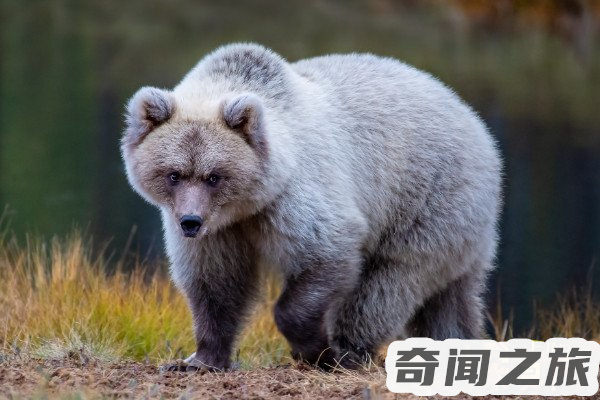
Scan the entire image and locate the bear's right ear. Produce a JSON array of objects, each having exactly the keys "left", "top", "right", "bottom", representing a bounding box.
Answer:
[{"left": 123, "top": 87, "right": 175, "bottom": 147}]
